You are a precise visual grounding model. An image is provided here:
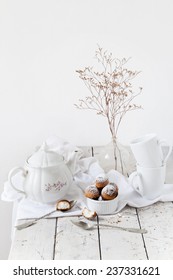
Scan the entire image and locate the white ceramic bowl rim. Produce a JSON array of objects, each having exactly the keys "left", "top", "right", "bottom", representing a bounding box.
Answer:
[{"left": 86, "top": 197, "right": 118, "bottom": 204}]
